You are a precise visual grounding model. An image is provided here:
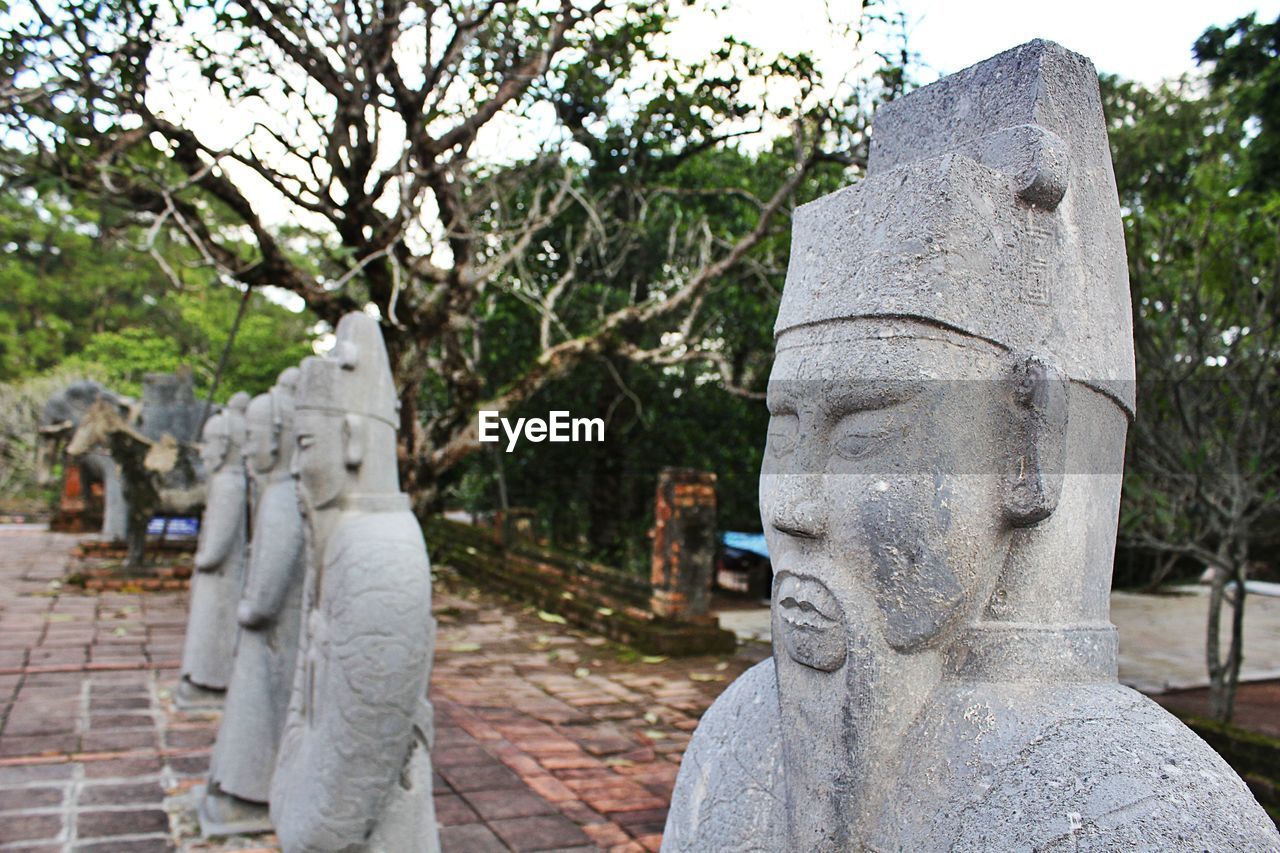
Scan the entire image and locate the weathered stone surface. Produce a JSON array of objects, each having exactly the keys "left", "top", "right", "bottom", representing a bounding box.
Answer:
[
  {"left": 201, "top": 369, "right": 306, "bottom": 832},
  {"left": 269, "top": 313, "right": 439, "bottom": 852},
  {"left": 177, "top": 403, "right": 248, "bottom": 700},
  {"left": 663, "top": 40, "right": 1280, "bottom": 851}
]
